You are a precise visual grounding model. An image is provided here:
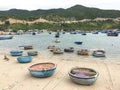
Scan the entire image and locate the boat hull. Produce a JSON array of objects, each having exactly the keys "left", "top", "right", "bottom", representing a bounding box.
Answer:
[
  {"left": 74, "top": 42, "right": 83, "bottom": 45},
  {"left": 93, "top": 54, "right": 105, "bottom": 57},
  {"left": 28, "top": 62, "right": 57, "bottom": 78},
  {"left": 0, "top": 36, "right": 13, "bottom": 40},
  {"left": 29, "top": 69, "right": 56, "bottom": 78},
  {"left": 24, "top": 46, "right": 33, "bottom": 50},
  {"left": 68, "top": 67, "right": 99, "bottom": 85},
  {"left": 69, "top": 74, "right": 98, "bottom": 85},
  {"left": 64, "top": 48, "right": 74, "bottom": 52},
  {"left": 10, "top": 50, "right": 23, "bottom": 56},
  {"left": 17, "top": 56, "right": 32, "bottom": 63},
  {"left": 27, "top": 51, "right": 38, "bottom": 56}
]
